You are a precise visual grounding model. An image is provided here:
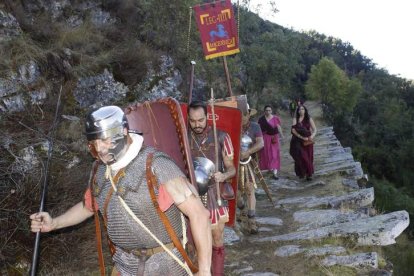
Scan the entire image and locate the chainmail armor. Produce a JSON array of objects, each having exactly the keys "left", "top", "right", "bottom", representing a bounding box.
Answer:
[{"left": 93, "top": 146, "right": 187, "bottom": 275}]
